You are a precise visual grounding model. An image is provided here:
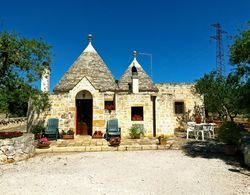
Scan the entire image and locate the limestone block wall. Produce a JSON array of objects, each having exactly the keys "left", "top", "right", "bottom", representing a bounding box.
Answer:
[
  {"left": 0, "top": 134, "right": 35, "bottom": 164},
  {"left": 47, "top": 93, "right": 71, "bottom": 131},
  {"left": 155, "top": 83, "right": 203, "bottom": 134},
  {"left": 115, "top": 93, "right": 154, "bottom": 137},
  {"left": 104, "top": 110, "right": 117, "bottom": 123},
  {"left": 37, "top": 77, "right": 107, "bottom": 134},
  {"left": 28, "top": 78, "right": 203, "bottom": 137}
]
